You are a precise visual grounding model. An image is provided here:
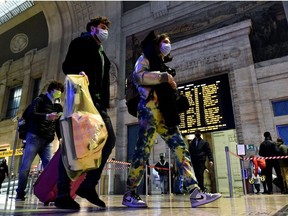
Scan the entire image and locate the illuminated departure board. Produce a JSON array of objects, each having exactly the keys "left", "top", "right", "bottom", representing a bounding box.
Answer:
[{"left": 178, "top": 74, "right": 235, "bottom": 135}]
